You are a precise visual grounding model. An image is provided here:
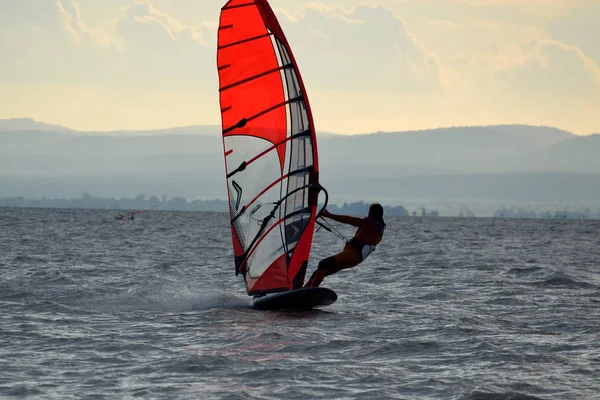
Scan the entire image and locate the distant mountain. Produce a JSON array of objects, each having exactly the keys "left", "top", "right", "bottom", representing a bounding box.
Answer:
[
  {"left": 0, "top": 118, "right": 73, "bottom": 132},
  {"left": 0, "top": 130, "right": 76, "bottom": 154},
  {"left": 512, "top": 133, "right": 600, "bottom": 173},
  {"left": 0, "top": 123, "right": 223, "bottom": 156},
  {"left": 77, "top": 125, "right": 223, "bottom": 136},
  {"left": 2, "top": 119, "right": 598, "bottom": 204},
  {"left": 318, "top": 124, "right": 573, "bottom": 173},
  {"left": 0, "top": 118, "right": 222, "bottom": 136},
  {"left": 1, "top": 122, "right": 578, "bottom": 174}
]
